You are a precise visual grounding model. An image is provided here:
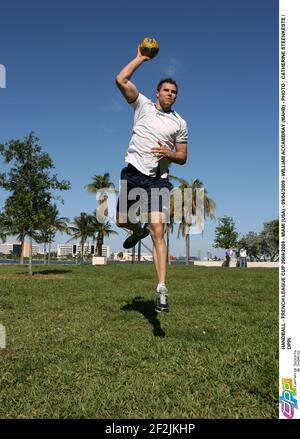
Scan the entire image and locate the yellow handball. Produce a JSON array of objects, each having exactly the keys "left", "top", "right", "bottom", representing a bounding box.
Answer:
[{"left": 139, "top": 37, "right": 159, "bottom": 58}]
